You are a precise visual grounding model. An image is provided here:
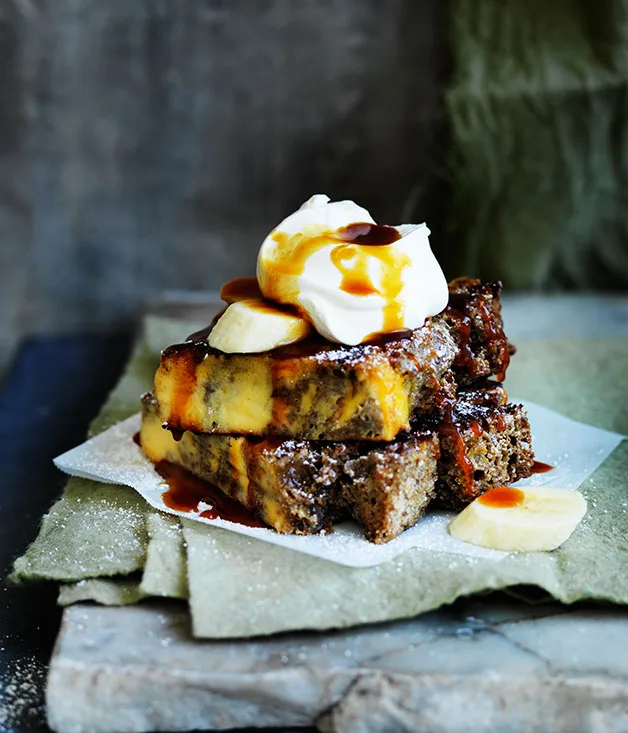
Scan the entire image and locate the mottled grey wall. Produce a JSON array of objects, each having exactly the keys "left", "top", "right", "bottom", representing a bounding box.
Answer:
[
  {"left": 1, "top": 1, "right": 29, "bottom": 376},
  {"left": 0, "top": 0, "right": 448, "bottom": 375}
]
